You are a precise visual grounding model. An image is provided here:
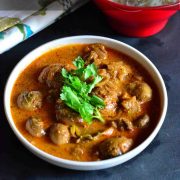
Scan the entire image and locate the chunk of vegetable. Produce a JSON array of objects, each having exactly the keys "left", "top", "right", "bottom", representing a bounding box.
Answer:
[
  {"left": 127, "top": 82, "right": 152, "bottom": 102},
  {"left": 70, "top": 125, "right": 81, "bottom": 137},
  {"left": 134, "top": 114, "right": 150, "bottom": 128},
  {"left": 49, "top": 123, "right": 70, "bottom": 145},
  {"left": 55, "top": 99, "right": 83, "bottom": 125},
  {"left": 76, "top": 127, "right": 115, "bottom": 143},
  {"left": 116, "top": 118, "right": 134, "bottom": 131},
  {"left": 17, "top": 91, "right": 43, "bottom": 111},
  {"left": 38, "top": 64, "right": 63, "bottom": 88},
  {"left": 99, "top": 137, "right": 133, "bottom": 159},
  {"left": 26, "top": 117, "right": 45, "bottom": 137},
  {"left": 121, "top": 96, "right": 141, "bottom": 114},
  {"left": 83, "top": 43, "right": 108, "bottom": 65}
]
